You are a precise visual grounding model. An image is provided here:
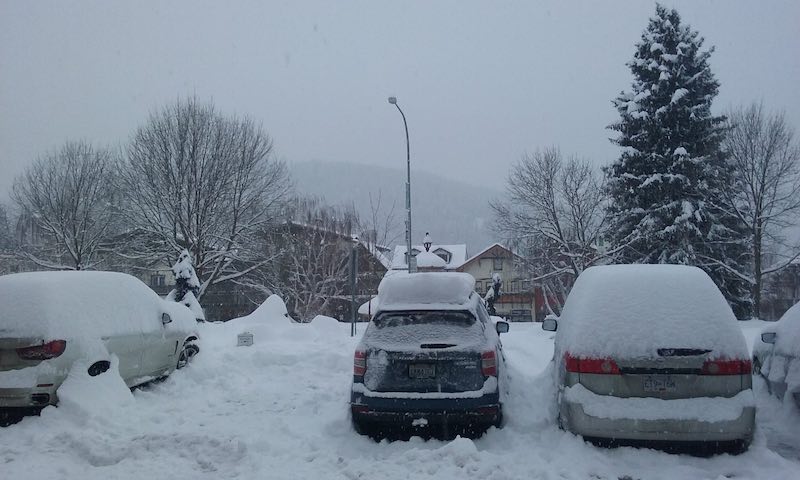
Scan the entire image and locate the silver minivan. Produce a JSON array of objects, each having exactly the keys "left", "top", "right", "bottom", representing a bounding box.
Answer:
[
  {"left": 543, "top": 265, "right": 755, "bottom": 453},
  {"left": 0, "top": 271, "right": 199, "bottom": 418}
]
